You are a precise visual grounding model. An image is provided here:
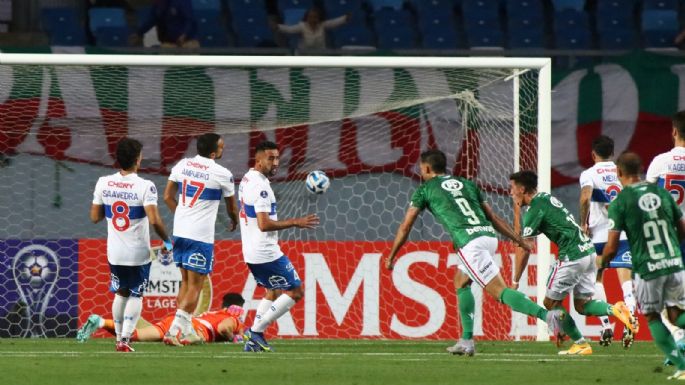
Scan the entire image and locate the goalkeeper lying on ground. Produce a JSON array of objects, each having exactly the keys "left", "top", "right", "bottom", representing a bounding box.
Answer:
[{"left": 77, "top": 293, "right": 245, "bottom": 346}]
